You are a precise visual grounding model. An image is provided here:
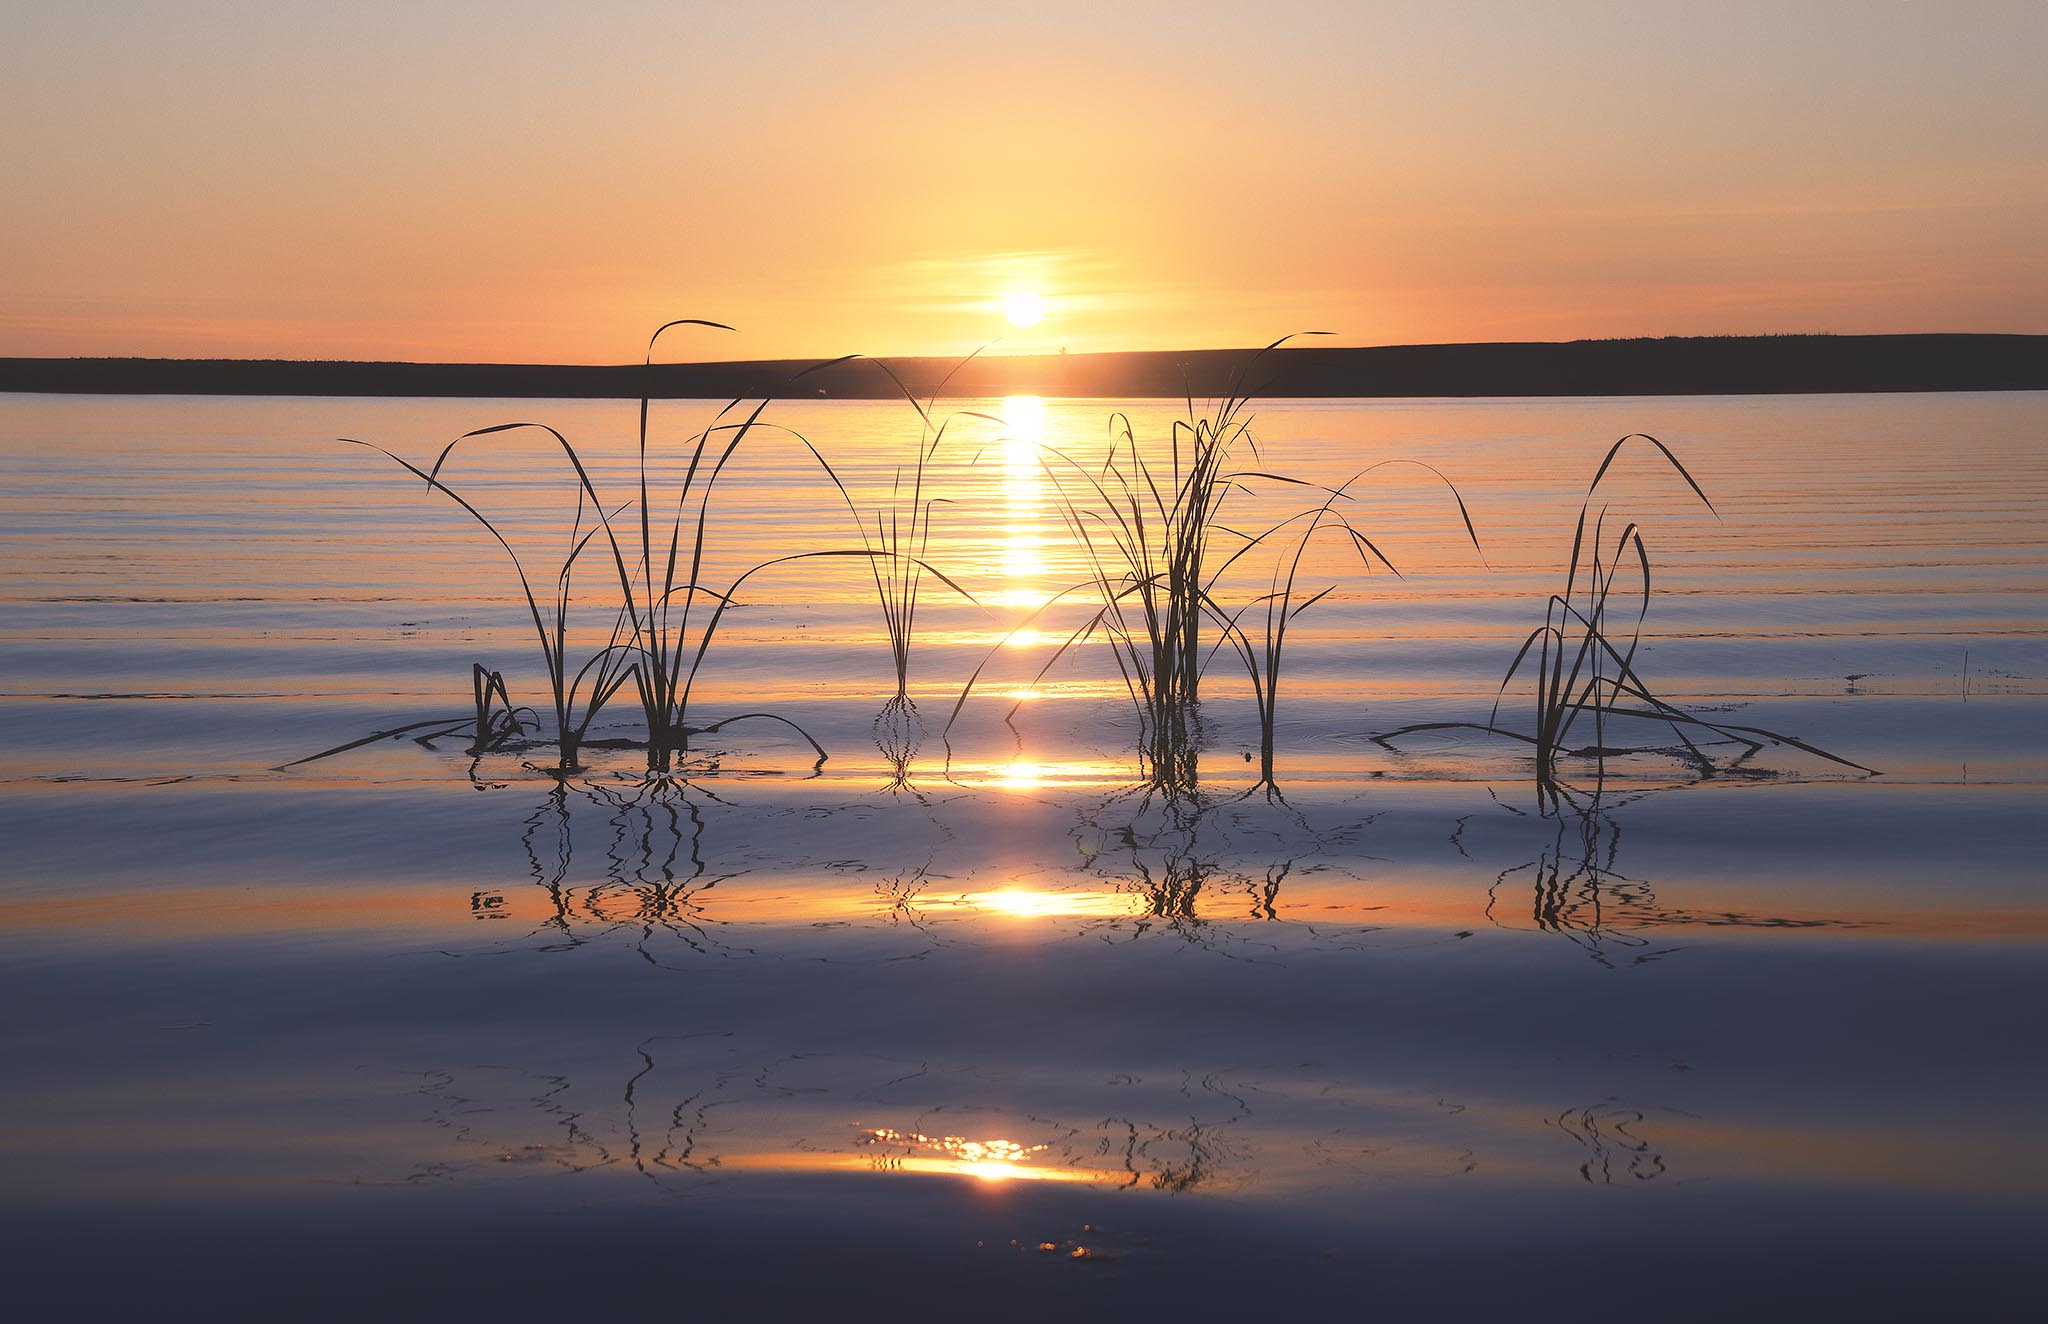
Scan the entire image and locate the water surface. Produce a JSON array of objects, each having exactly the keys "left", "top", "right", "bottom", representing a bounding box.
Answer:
[{"left": 2, "top": 391, "right": 2042, "bottom": 1318}]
